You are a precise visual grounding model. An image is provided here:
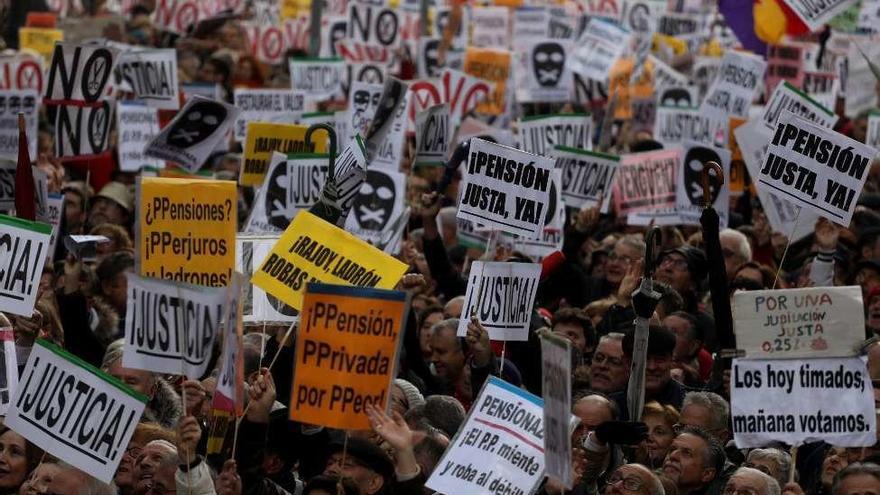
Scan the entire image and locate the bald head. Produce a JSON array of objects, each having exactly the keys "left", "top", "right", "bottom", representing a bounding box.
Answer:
[
  {"left": 573, "top": 394, "right": 615, "bottom": 440},
  {"left": 726, "top": 467, "right": 781, "bottom": 495}
]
